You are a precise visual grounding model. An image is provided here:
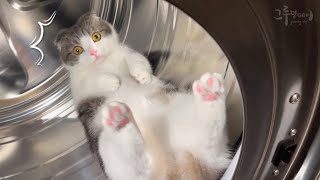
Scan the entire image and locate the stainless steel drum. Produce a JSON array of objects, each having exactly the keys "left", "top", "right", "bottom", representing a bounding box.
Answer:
[
  {"left": 0, "top": 0, "right": 243, "bottom": 179},
  {"left": 1, "top": 0, "right": 319, "bottom": 179}
]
